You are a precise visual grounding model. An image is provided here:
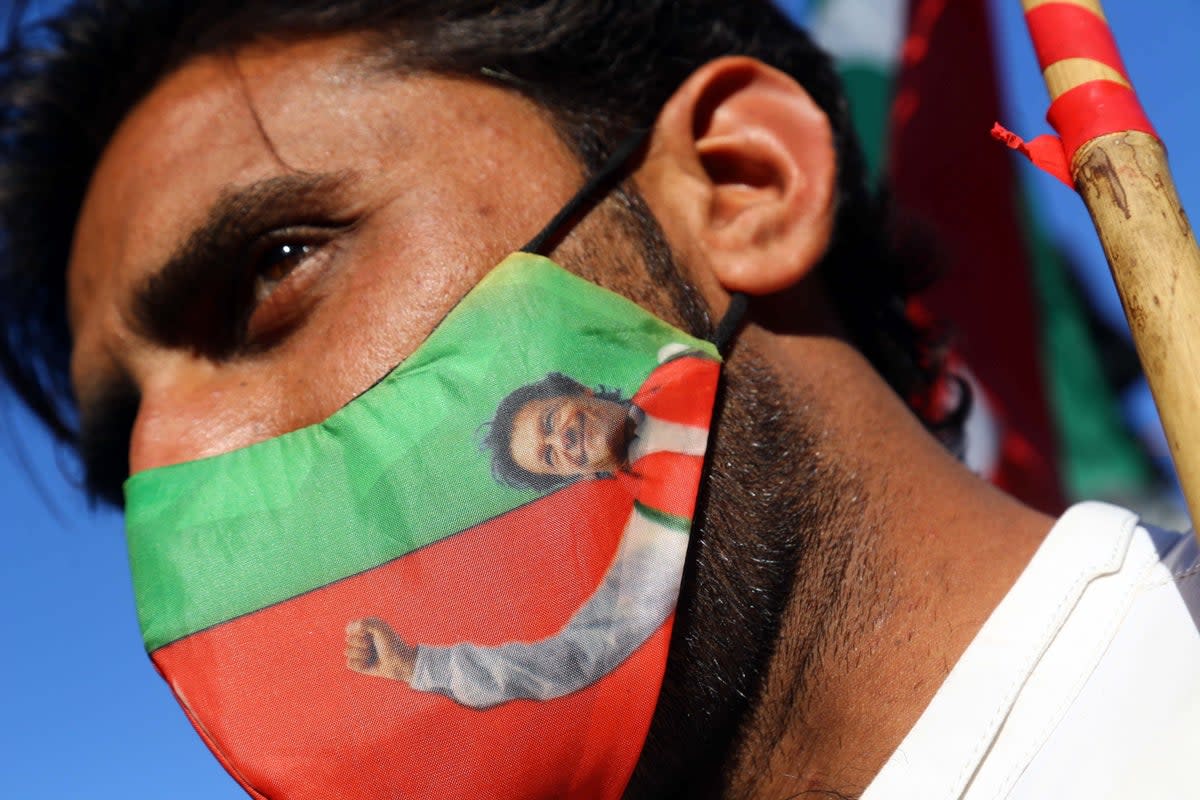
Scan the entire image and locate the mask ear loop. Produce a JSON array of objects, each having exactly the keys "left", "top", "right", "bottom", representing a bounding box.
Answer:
[
  {"left": 523, "top": 128, "right": 652, "bottom": 255},
  {"left": 523, "top": 126, "right": 749, "bottom": 357},
  {"left": 710, "top": 292, "right": 748, "bottom": 357}
]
